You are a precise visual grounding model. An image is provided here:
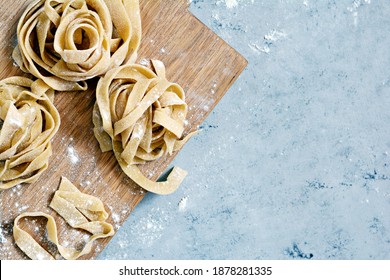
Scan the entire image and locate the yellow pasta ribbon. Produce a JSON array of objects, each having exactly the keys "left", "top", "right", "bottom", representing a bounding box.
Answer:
[
  {"left": 93, "top": 60, "right": 197, "bottom": 195},
  {"left": 13, "top": 0, "right": 141, "bottom": 91},
  {"left": 0, "top": 77, "right": 60, "bottom": 190},
  {"left": 13, "top": 177, "right": 114, "bottom": 260}
]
